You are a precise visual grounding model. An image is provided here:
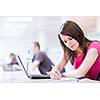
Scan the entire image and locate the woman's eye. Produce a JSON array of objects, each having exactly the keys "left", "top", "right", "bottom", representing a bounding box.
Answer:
[
  {"left": 69, "top": 37, "right": 73, "bottom": 40},
  {"left": 64, "top": 40, "right": 67, "bottom": 43}
]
